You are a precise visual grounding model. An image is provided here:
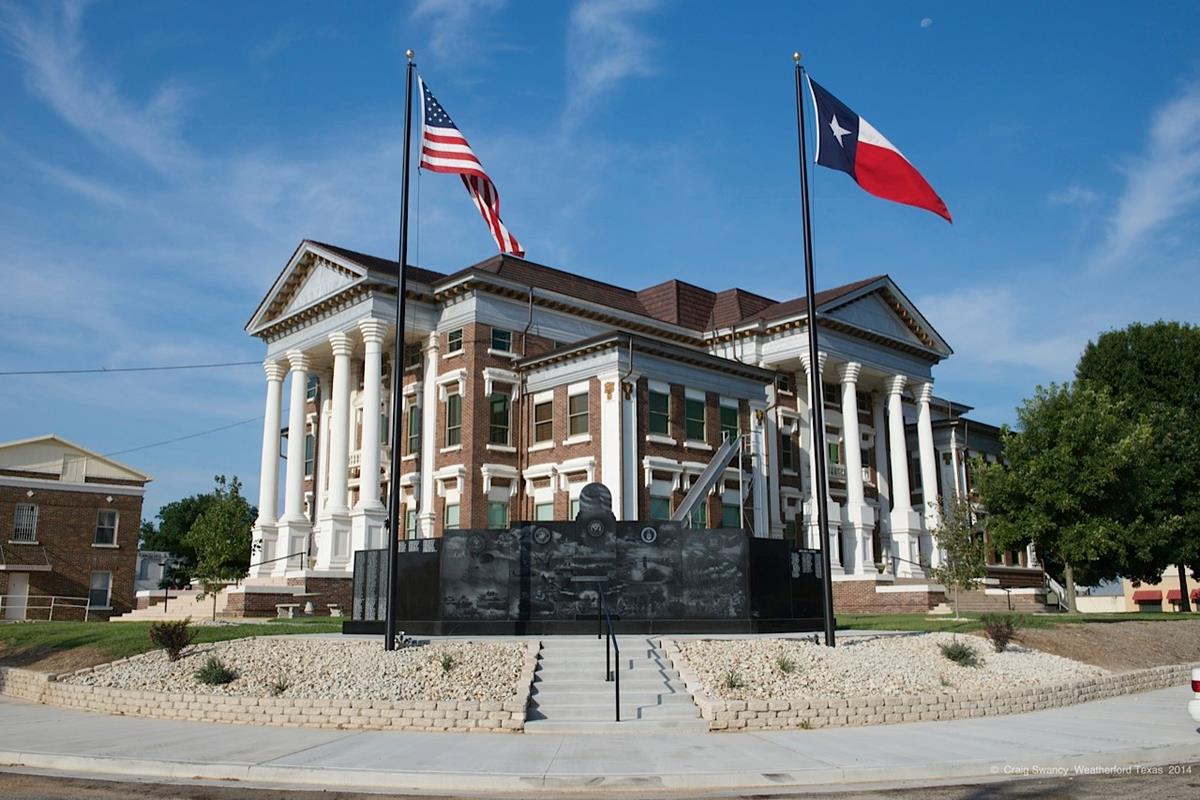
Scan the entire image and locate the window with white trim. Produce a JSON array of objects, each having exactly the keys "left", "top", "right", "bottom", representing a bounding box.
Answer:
[
  {"left": 304, "top": 433, "right": 315, "bottom": 477},
  {"left": 534, "top": 400, "right": 553, "bottom": 442},
  {"left": 405, "top": 509, "right": 418, "bottom": 539},
  {"left": 568, "top": 391, "right": 589, "bottom": 436},
  {"left": 569, "top": 498, "right": 581, "bottom": 520},
  {"left": 12, "top": 504, "right": 38, "bottom": 543},
  {"left": 721, "top": 503, "right": 740, "bottom": 527},
  {"left": 489, "top": 387, "right": 511, "bottom": 445},
  {"left": 534, "top": 502, "right": 554, "bottom": 521},
  {"left": 685, "top": 397, "right": 706, "bottom": 441},
  {"left": 720, "top": 405, "right": 739, "bottom": 441},
  {"left": 648, "top": 390, "right": 670, "bottom": 435},
  {"left": 88, "top": 571, "right": 112, "bottom": 609},
  {"left": 649, "top": 496, "right": 671, "bottom": 521},
  {"left": 445, "top": 392, "right": 462, "bottom": 446},
  {"left": 488, "top": 501, "right": 509, "bottom": 528},
  {"left": 94, "top": 509, "right": 118, "bottom": 546},
  {"left": 444, "top": 503, "right": 461, "bottom": 530},
  {"left": 490, "top": 328, "right": 512, "bottom": 352},
  {"left": 780, "top": 434, "right": 795, "bottom": 471},
  {"left": 686, "top": 501, "right": 707, "bottom": 530},
  {"left": 407, "top": 406, "right": 421, "bottom": 454},
  {"left": 446, "top": 328, "right": 463, "bottom": 353}
]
